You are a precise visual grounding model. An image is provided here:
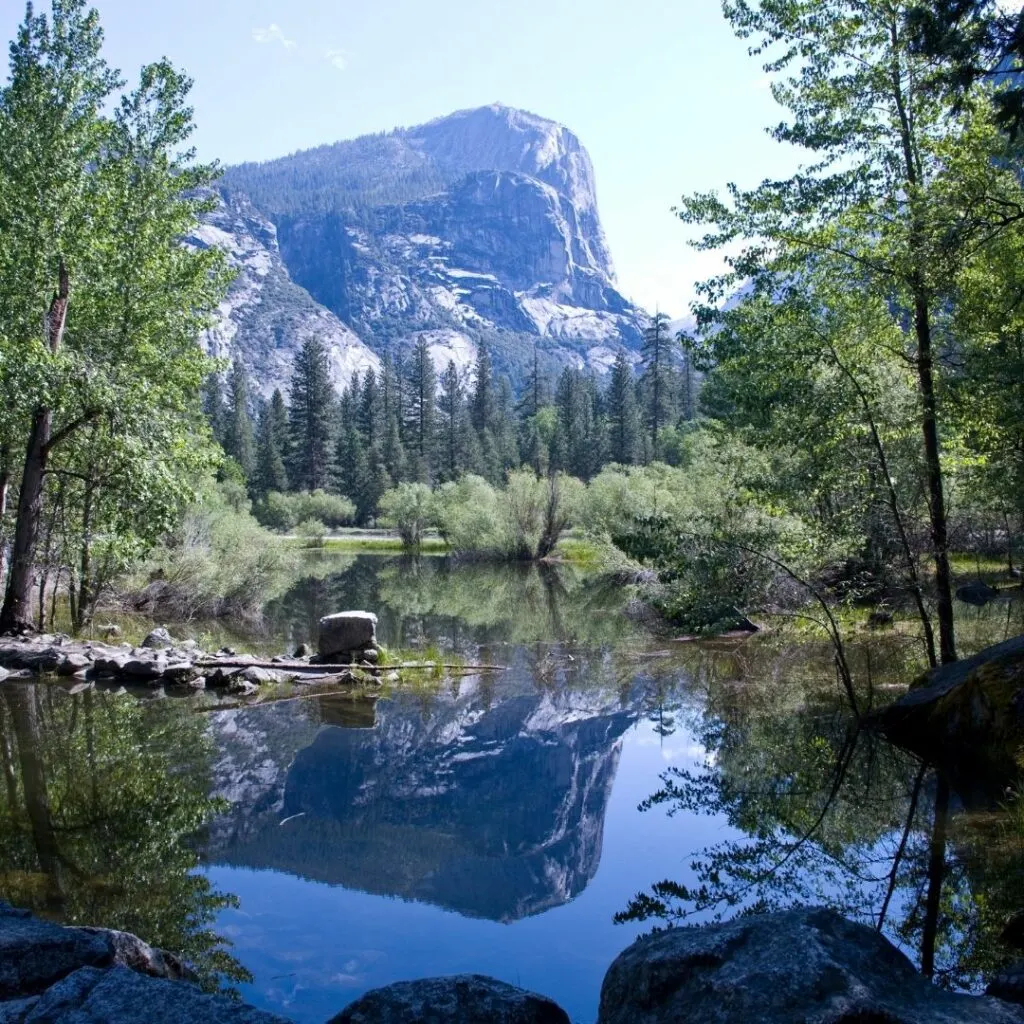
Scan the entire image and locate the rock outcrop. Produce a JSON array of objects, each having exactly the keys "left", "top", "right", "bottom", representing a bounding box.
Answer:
[
  {"left": 0, "top": 634, "right": 373, "bottom": 693},
  {"left": 879, "top": 632, "right": 1024, "bottom": 783},
  {"left": 216, "top": 104, "right": 648, "bottom": 386},
  {"left": 328, "top": 975, "right": 569, "bottom": 1024},
  {"left": 0, "top": 904, "right": 289, "bottom": 1023},
  {"left": 597, "top": 907, "right": 1024, "bottom": 1024},
  {"left": 188, "top": 191, "right": 380, "bottom": 396}
]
